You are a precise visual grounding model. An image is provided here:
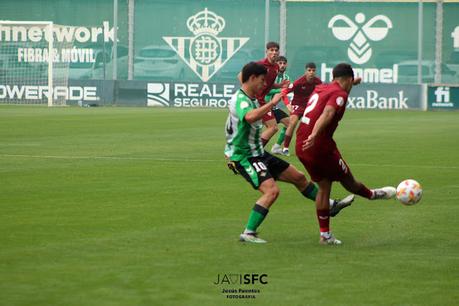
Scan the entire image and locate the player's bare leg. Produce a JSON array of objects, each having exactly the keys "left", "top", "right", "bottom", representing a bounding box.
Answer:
[
  {"left": 261, "top": 118, "right": 278, "bottom": 147},
  {"left": 282, "top": 114, "right": 300, "bottom": 156},
  {"left": 340, "top": 172, "right": 396, "bottom": 200},
  {"left": 277, "top": 165, "right": 354, "bottom": 217},
  {"left": 240, "top": 179, "right": 279, "bottom": 243},
  {"left": 271, "top": 117, "right": 289, "bottom": 155}
]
